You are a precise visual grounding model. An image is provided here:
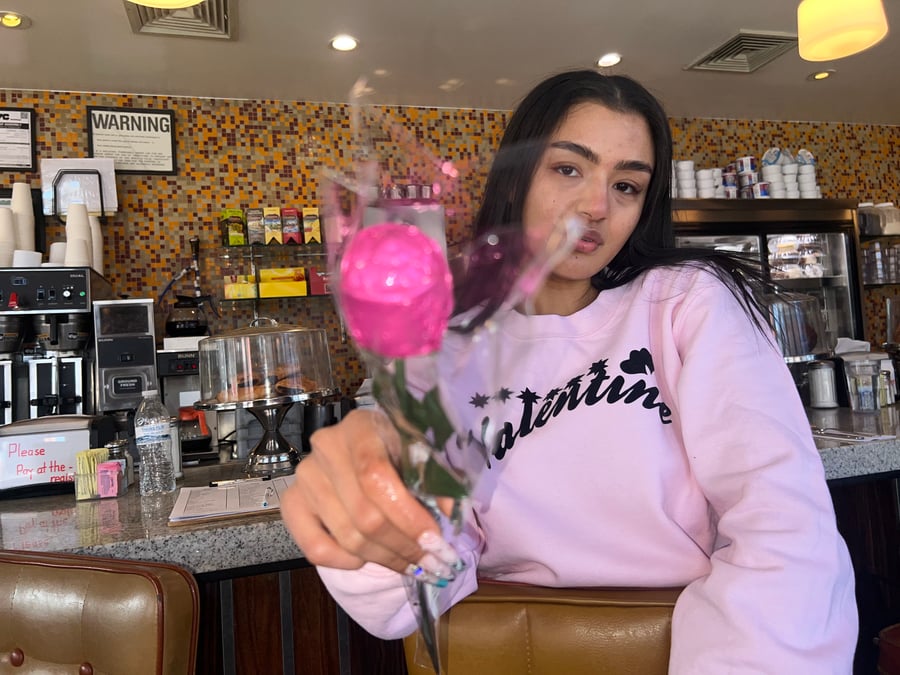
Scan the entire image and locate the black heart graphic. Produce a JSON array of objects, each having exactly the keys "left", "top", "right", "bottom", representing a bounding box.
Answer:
[{"left": 621, "top": 348, "right": 654, "bottom": 375}]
